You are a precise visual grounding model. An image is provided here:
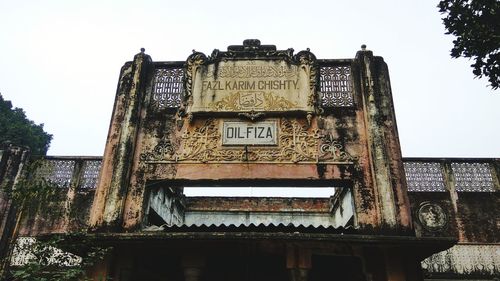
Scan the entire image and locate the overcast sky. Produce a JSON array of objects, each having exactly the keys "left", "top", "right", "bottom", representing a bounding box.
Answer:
[{"left": 1, "top": 0, "right": 499, "bottom": 158}]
